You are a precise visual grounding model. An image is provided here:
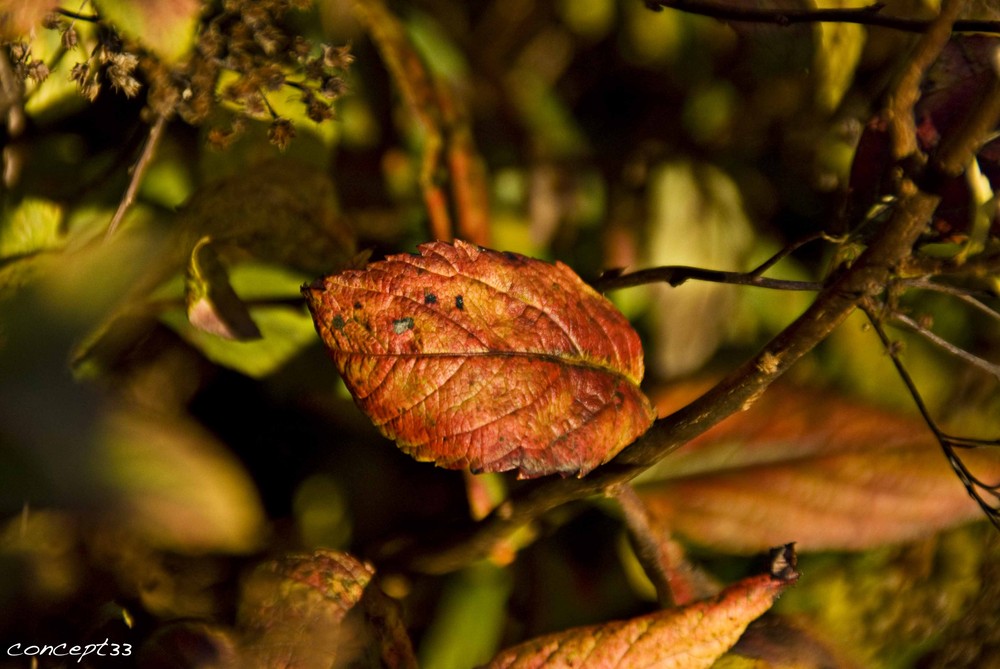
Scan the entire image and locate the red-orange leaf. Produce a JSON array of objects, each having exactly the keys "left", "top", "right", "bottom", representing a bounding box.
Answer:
[
  {"left": 482, "top": 546, "right": 798, "bottom": 669},
  {"left": 304, "top": 240, "right": 655, "bottom": 478}
]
